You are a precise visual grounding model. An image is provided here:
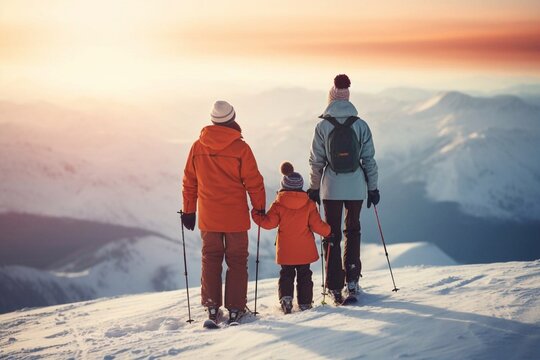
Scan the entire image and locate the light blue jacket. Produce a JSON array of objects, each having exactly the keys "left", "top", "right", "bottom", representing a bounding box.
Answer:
[{"left": 309, "top": 100, "right": 378, "bottom": 200}]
